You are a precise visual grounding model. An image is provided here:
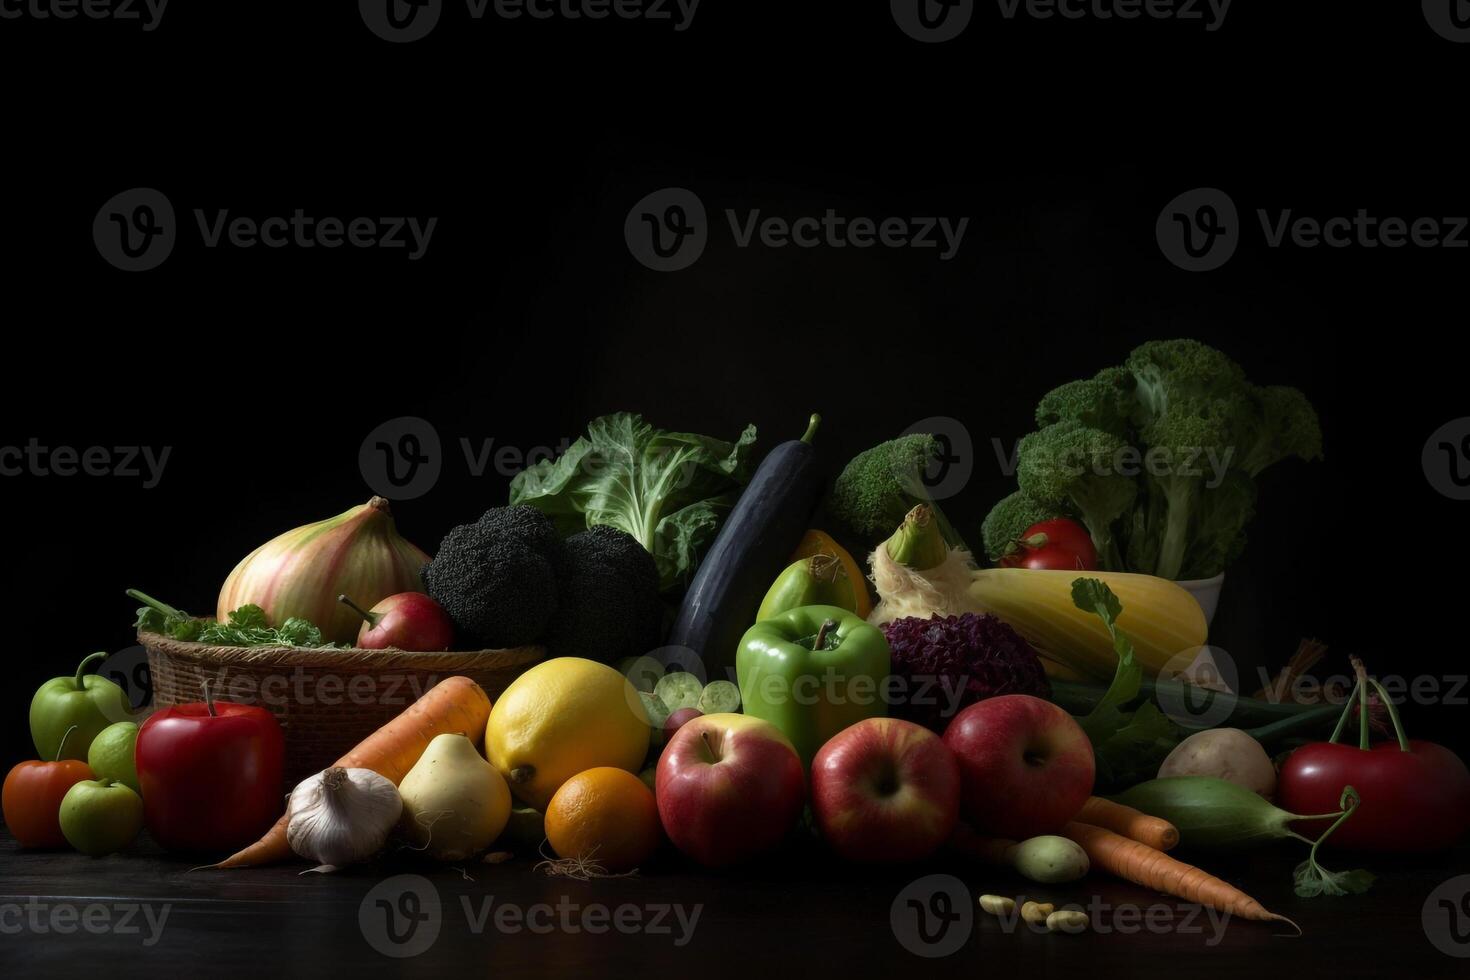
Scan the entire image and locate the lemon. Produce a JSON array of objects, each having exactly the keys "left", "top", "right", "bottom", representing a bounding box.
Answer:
[
  {"left": 87, "top": 722, "right": 140, "bottom": 795},
  {"left": 487, "top": 657, "right": 650, "bottom": 809}
]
